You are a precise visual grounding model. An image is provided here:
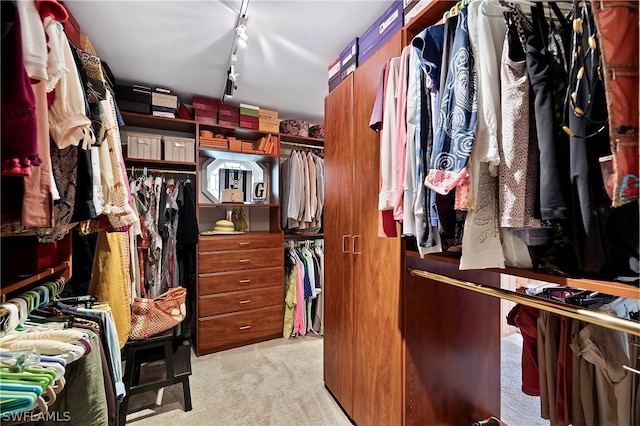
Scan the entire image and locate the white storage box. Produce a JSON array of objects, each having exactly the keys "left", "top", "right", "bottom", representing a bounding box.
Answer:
[
  {"left": 164, "top": 136, "right": 195, "bottom": 162},
  {"left": 125, "top": 132, "right": 162, "bottom": 160}
]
